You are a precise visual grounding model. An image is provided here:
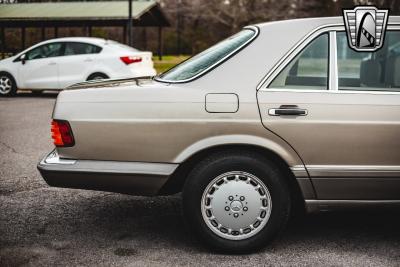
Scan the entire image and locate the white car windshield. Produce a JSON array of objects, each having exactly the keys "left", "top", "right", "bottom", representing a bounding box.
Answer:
[{"left": 156, "top": 28, "right": 257, "bottom": 82}]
